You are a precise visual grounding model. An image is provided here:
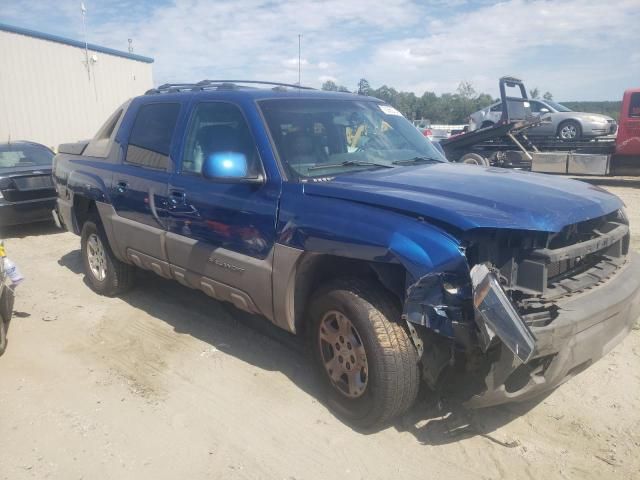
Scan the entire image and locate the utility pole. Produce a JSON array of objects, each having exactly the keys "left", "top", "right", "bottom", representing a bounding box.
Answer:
[
  {"left": 298, "top": 34, "right": 302, "bottom": 86},
  {"left": 81, "top": 2, "right": 90, "bottom": 80}
]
